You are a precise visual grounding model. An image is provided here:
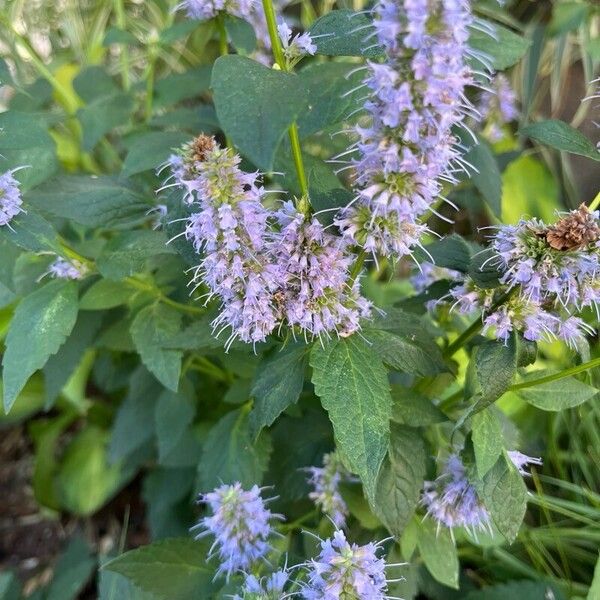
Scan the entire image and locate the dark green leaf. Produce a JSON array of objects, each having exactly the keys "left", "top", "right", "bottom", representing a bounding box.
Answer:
[
  {"left": 465, "top": 137, "right": 502, "bottom": 217},
  {"left": 0, "top": 209, "right": 61, "bottom": 253},
  {"left": 514, "top": 372, "right": 598, "bottom": 411},
  {"left": 472, "top": 408, "right": 504, "bottom": 478},
  {"left": 0, "top": 570, "right": 21, "bottom": 600},
  {"left": 103, "top": 26, "right": 139, "bottom": 46},
  {"left": 199, "top": 407, "right": 272, "bottom": 490},
  {"left": 150, "top": 106, "right": 219, "bottom": 133},
  {"left": 464, "top": 580, "right": 566, "bottom": 600},
  {"left": 520, "top": 120, "right": 600, "bottom": 161},
  {"left": 0, "top": 111, "right": 57, "bottom": 189},
  {"left": 46, "top": 537, "right": 95, "bottom": 600},
  {"left": 469, "top": 21, "right": 531, "bottom": 70},
  {"left": 211, "top": 55, "right": 307, "bottom": 170},
  {"left": 155, "top": 387, "right": 196, "bottom": 462},
  {"left": 224, "top": 16, "right": 256, "bottom": 53},
  {"left": 373, "top": 424, "right": 427, "bottom": 535},
  {"left": 310, "top": 336, "right": 391, "bottom": 500},
  {"left": 308, "top": 10, "right": 383, "bottom": 57},
  {"left": 130, "top": 303, "right": 183, "bottom": 391},
  {"left": 3, "top": 280, "right": 78, "bottom": 413},
  {"left": 154, "top": 66, "right": 212, "bottom": 108},
  {"left": 159, "top": 20, "right": 199, "bottom": 44},
  {"left": 73, "top": 66, "right": 119, "bottom": 102},
  {"left": 481, "top": 453, "right": 527, "bottom": 542},
  {"left": 80, "top": 279, "right": 133, "bottom": 310},
  {"left": 418, "top": 234, "right": 473, "bottom": 273},
  {"left": 468, "top": 248, "right": 503, "bottom": 288},
  {"left": 122, "top": 131, "right": 191, "bottom": 177},
  {"left": 104, "top": 538, "right": 220, "bottom": 600},
  {"left": 27, "top": 175, "right": 148, "bottom": 229},
  {"left": 78, "top": 92, "right": 134, "bottom": 151},
  {"left": 418, "top": 519, "right": 459, "bottom": 589},
  {"left": 390, "top": 388, "right": 447, "bottom": 427},
  {"left": 249, "top": 343, "right": 308, "bottom": 436},
  {"left": 97, "top": 230, "right": 176, "bottom": 279}
]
